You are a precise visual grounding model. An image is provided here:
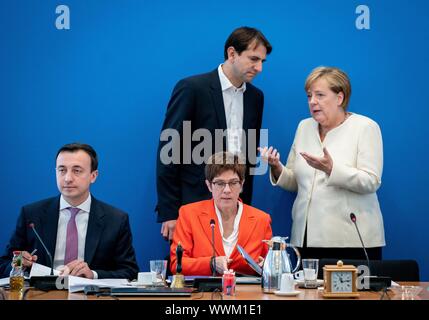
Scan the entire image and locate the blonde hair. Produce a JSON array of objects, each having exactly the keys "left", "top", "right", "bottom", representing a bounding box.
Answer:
[{"left": 304, "top": 66, "right": 351, "bottom": 109}]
